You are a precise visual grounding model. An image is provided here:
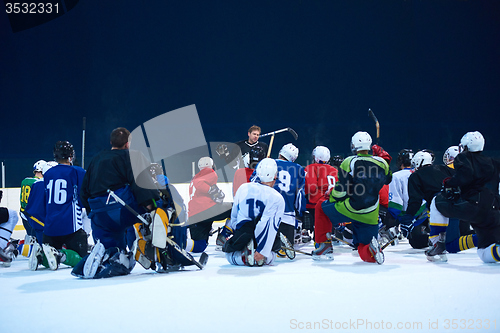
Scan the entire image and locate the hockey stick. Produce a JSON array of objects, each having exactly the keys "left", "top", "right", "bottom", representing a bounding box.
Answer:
[
  {"left": 260, "top": 127, "right": 298, "bottom": 140},
  {"left": 267, "top": 134, "right": 275, "bottom": 158},
  {"left": 381, "top": 237, "right": 398, "bottom": 251},
  {"left": 281, "top": 245, "right": 313, "bottom": 256},
  {"left": 368, "top": 108, "right": 380, "bottom": 144},
  {"left": 326, "top": 232, "right": 357, "bottom": 250},
  {"left": 106, "top": 189, "right": 206, "bottom": 269}
]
